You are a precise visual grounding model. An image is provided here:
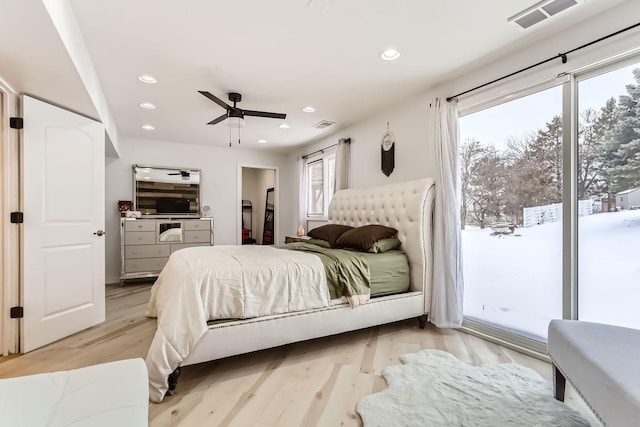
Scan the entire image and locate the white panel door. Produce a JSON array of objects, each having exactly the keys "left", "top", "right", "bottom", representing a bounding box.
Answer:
[{"left": 22, "top": 96, "right": 105, "bottom": 352}]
